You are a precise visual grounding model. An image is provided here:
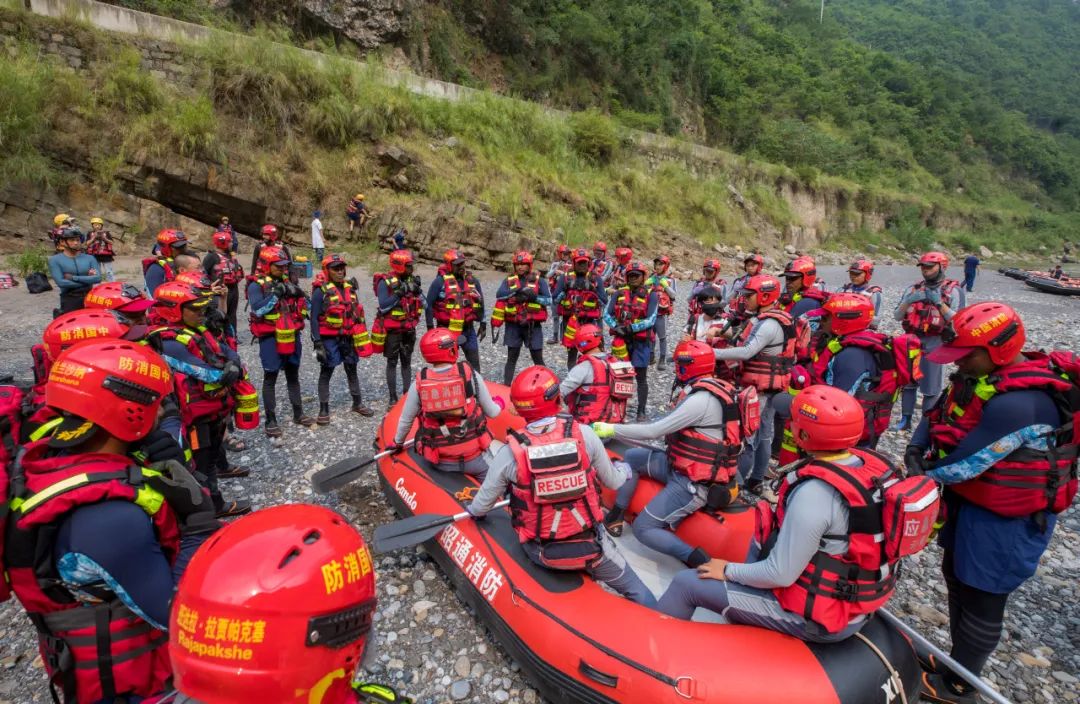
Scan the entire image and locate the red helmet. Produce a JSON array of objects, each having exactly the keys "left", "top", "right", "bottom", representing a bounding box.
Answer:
[
  {"left": 174, "top": 271, "right": 212, "bottom": 291},
  {"left": 572, "top": 247, "right": 591, "bottom": 266},
  {"left": 625, "top": 260, "right": 648, "bottom": 281},
  {"left": 443, "top": 249, "right": 465, "bottom": 267},
  {"left": 258, "top": 245, "right": 290, "bottom": 269},
  {"left": 791, "top": 385, "right": 865, "bottom": 452},
  {"left": 653, "top": 255, "right": 671, "bottom": 274},
  {"left": 321, "top": 253, "right": 347, "bottom": 279},
  {"left": 743, "top": 253, "right": 764, "bottom": 269},
  {"left": 41, "top": 309, "right": 144, "bottom": 362},
  {"left": 703, "top": 258, "right": 721, "bottom": 273},
  {"left": 593, "top": 241, "right": 608, "bottom": 255},
  {"left": 822, "top": 293, "right": 874, "bottom": 336},
  {"left": 783, "top": 256, "right": 817, "bottom": 288},
  {"left": 510, "top": 365, "right": 562, "bottom": 421},
  {"left": 929, "top": 302, "right": 1026, "bottom": 367},
  {"left": 389, "top": 249, "right": 414, "bottom": 275},
  {"left": 212, "top": 231, "right": 232, "bottom": 250},
  {"left": 154, "top": 281, "right": 210, "bottom": 324},
  {"left": 46, "top": 339, "right": 172, "bottom": 443},
  {"left": 574, "top": 323, "right": 603, "bottom": 353},
  {"left": 556, "top": 244, "right": 571, "bottom": 257},
  {"left": 918, "top": 251, "right": 949, "bottom": 270},
  {"left": 673, "top": 339, "right": 716, "bottom": 383},
  {"left": 743, "top": 274, "right": 782, "bottom": 307},
  {"left": 512, "top": 251, "right": 534, "bottom": 269},
  {"left": 419, "top": 328, "right": 459, "bottom": 364},
  {"left": 614, "top": 247, "right": 633, "bottom": 265},
  {"left": 156, "top": 228, "right": 188, "bottom": 258},
  {"left": 84, "top": 281, "right": 154, "bottom": 315},
  {"left": 170, "top": 504, "right": 376, "bottom": 704},
  {"left": 848, "top": 258, "right": 874, "bottom": 281},
  {"left": 260, "top": 224, "right": 280, "bottom": 241}
]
